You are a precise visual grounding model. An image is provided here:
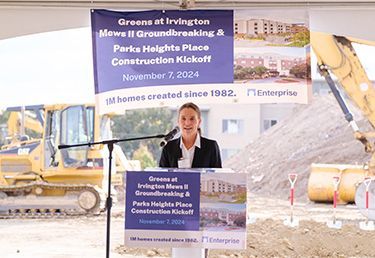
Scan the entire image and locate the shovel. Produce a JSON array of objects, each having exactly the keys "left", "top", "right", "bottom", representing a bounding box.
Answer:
[
  {"left": 247, "top": 213, "right": 257, "bottom": 224},
  {"left": 284, "top": 173, "right": 299, "bottom": 227},
  {"left": 359, "top": 177, "right": 375, "bottom": 231},
  {"left": 327, "top": 176, "right": 342, "bottom": 229}
]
